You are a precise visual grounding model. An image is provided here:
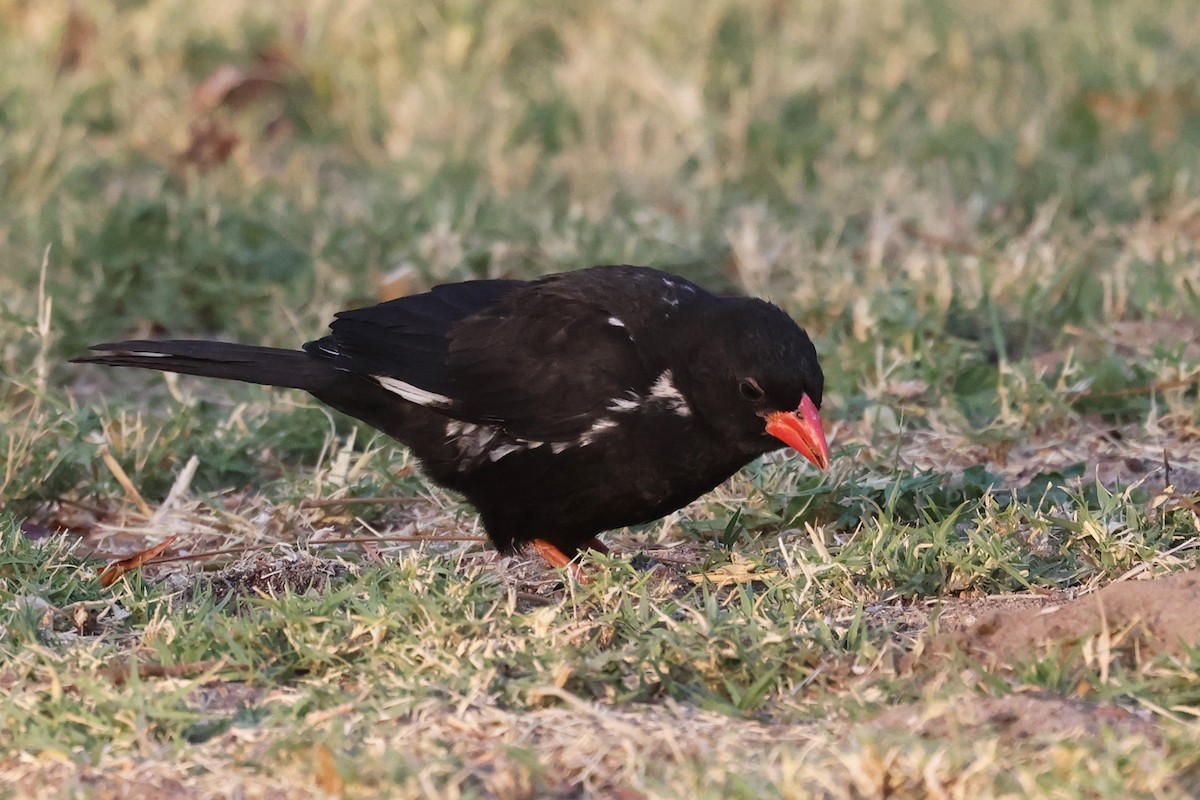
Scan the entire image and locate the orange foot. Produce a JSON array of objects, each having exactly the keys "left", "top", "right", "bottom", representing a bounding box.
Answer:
[{"left": 531, "top": 539, "right": 609, "bottom": 584}]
